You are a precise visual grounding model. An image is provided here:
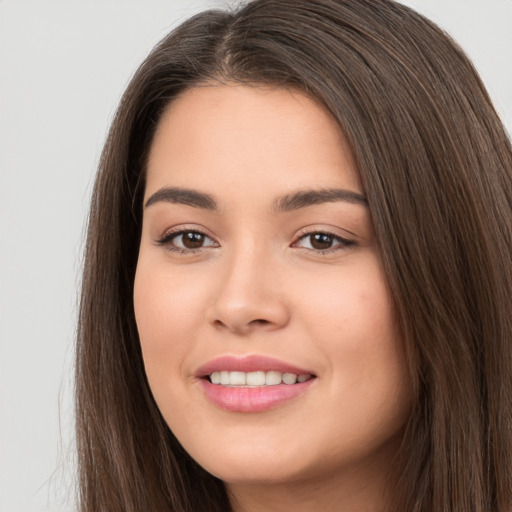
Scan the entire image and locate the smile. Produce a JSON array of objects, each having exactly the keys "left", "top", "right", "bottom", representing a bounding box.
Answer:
[
  {"left": 196, "top": 356, "right": 317, "bottom": 412},
  {"left": 209, "top": 370, "right": 313, "bottom": 386}
]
